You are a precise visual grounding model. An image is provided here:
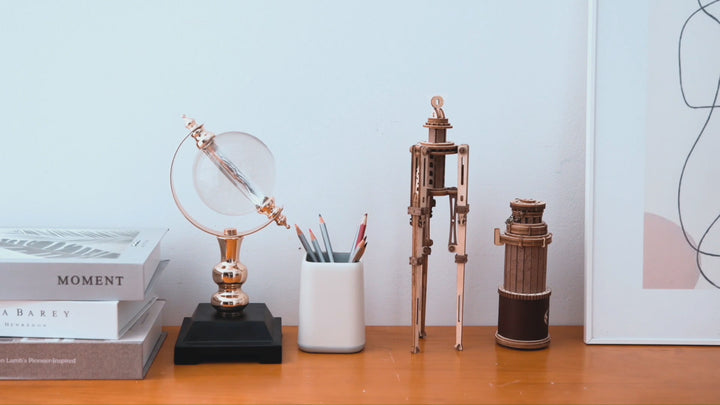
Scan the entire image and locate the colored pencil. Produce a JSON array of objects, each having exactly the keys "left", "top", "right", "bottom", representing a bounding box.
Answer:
[
  {"left": 351, "top": 240, "right": 367, "bottom": 262},
  {"left": 349, "top": 213, "right": 368, "bottom": 262},
  {"left": 356, "top": 213, "right": 368, "bottom": 245},
  {"left": 295, "top": 225, "right": 318, "bottom": 262},
  {"left": 308, "top": 228, "right": 326, "bottom": 262},
  {"left": 318, "top": 214, "right": 335, "bottom": 262}
]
